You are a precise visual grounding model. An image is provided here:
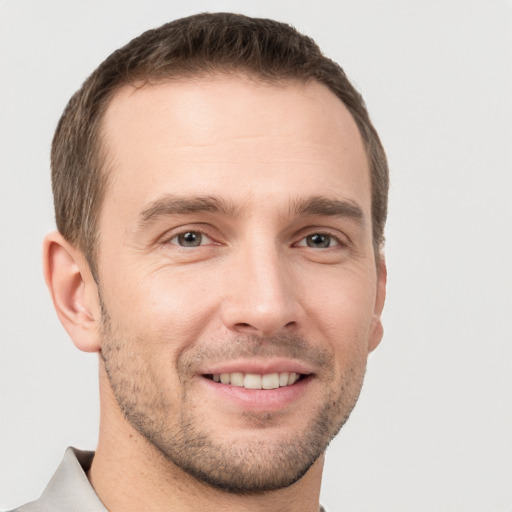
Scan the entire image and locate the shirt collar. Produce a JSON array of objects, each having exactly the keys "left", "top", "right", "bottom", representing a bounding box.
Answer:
[{"left": 35, "top": 447, "right": 107, "bottom": 511}]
